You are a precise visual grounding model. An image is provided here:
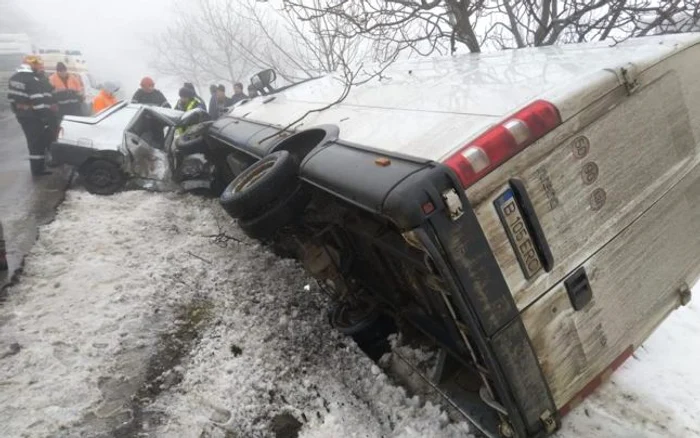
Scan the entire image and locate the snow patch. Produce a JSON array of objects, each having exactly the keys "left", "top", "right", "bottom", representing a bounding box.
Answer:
[{"left": 0, "top": 190, "right": 471, "bottom": 438}]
